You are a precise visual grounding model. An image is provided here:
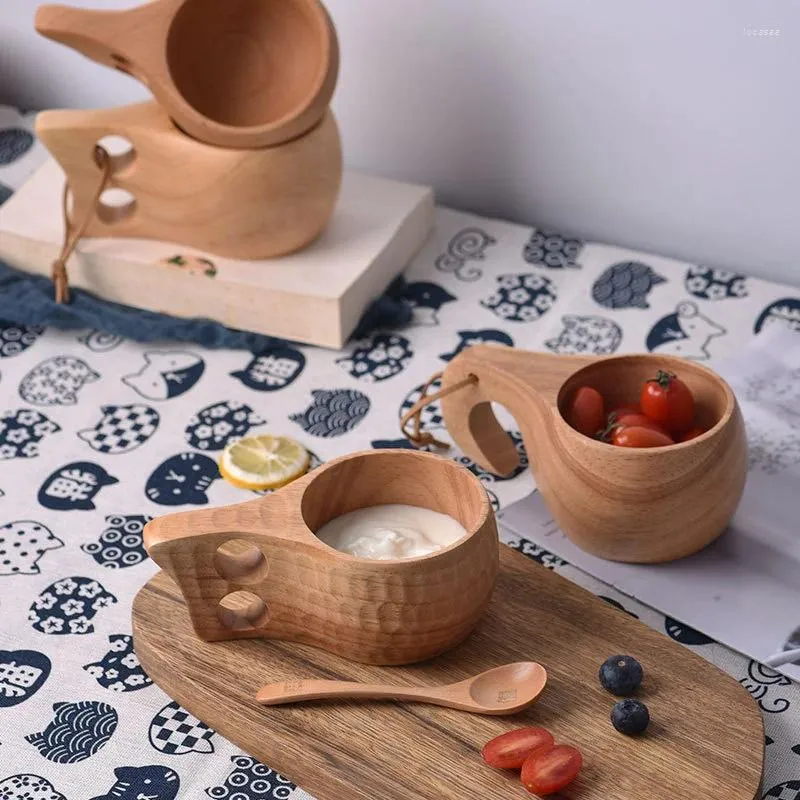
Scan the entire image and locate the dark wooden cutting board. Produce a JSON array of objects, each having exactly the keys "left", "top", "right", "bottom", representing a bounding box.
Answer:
[{"left": 132, "top": 547, "right": 763, "bottom": 799}]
